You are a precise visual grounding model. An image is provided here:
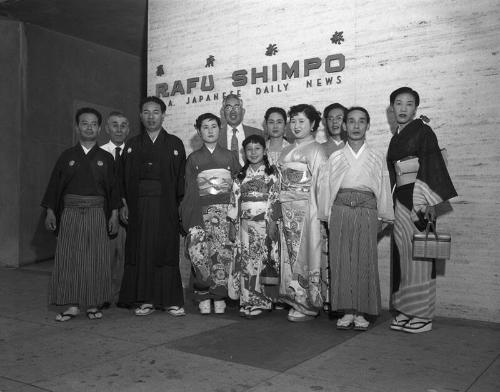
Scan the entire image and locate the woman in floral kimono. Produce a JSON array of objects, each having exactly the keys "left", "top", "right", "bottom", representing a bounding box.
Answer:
[
  {"left": 228, "top": 135, "right": 280, "bottom": 318},
  {"left": 180, "top": 113, "right": 240, "bottom": 315},
  {"left": 277, "top": 104, "right": 328, "bottom": 322},
  {"left": 264, "top": 107, "right": 290, "bottom": 166},
  {"left": 387, "top": 87, "right": 457, "bottom": 333}
]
